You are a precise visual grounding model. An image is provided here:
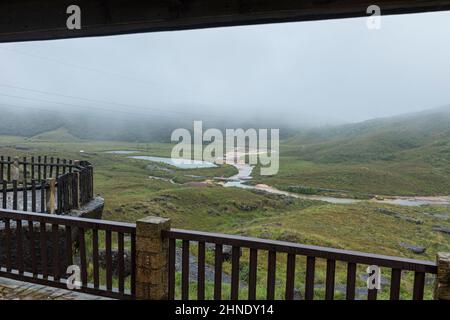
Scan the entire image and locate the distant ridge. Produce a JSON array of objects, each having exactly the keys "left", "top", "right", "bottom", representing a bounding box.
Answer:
[
  {"left": 30, "top": 127, "right": 79, "bottom": 142},
  {"left": 285, "top": 105, "right": 450, "bottom": 164}
]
